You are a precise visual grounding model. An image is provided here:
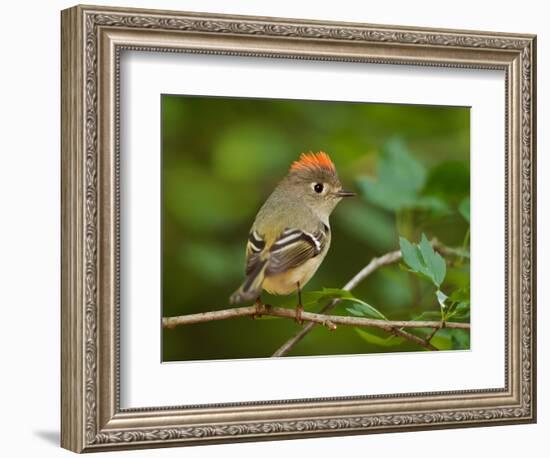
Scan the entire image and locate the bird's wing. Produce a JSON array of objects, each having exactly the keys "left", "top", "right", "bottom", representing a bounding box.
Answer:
[
  {"left": 264, "top": 224, "right": 329, "bottom": 276},
  {"left": 245, "top": 230, "right": 267, "bottom": 276}
]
